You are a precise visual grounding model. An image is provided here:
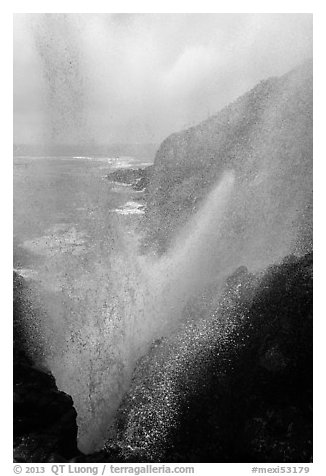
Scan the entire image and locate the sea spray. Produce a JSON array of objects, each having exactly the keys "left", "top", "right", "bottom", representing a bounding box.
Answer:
[
  {"left": 25, "top": 171, "right": 236, "bottom": 454},
  {"left": 137, "top": 171, "right": 237, "bottom": 342}
]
